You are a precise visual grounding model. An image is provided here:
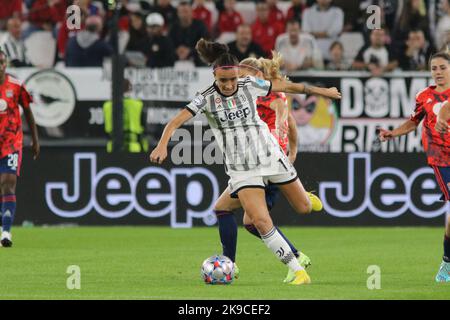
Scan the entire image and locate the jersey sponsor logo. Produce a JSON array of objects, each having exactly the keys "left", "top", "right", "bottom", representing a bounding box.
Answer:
[
  {"left": 24, "top": 70, "right": 77, "bottom": 127},
  {"left": 45, "top": 153, "right": 219, "bottom": 228},
  {"left": 0, "top": 99, "right": 7, "bottom": 112},
  {"left": 319, "top": 153, "right": 448, "bottom": 219},
  {"left": 219, "top": 107, "right": 250, "bottom": 122}
]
